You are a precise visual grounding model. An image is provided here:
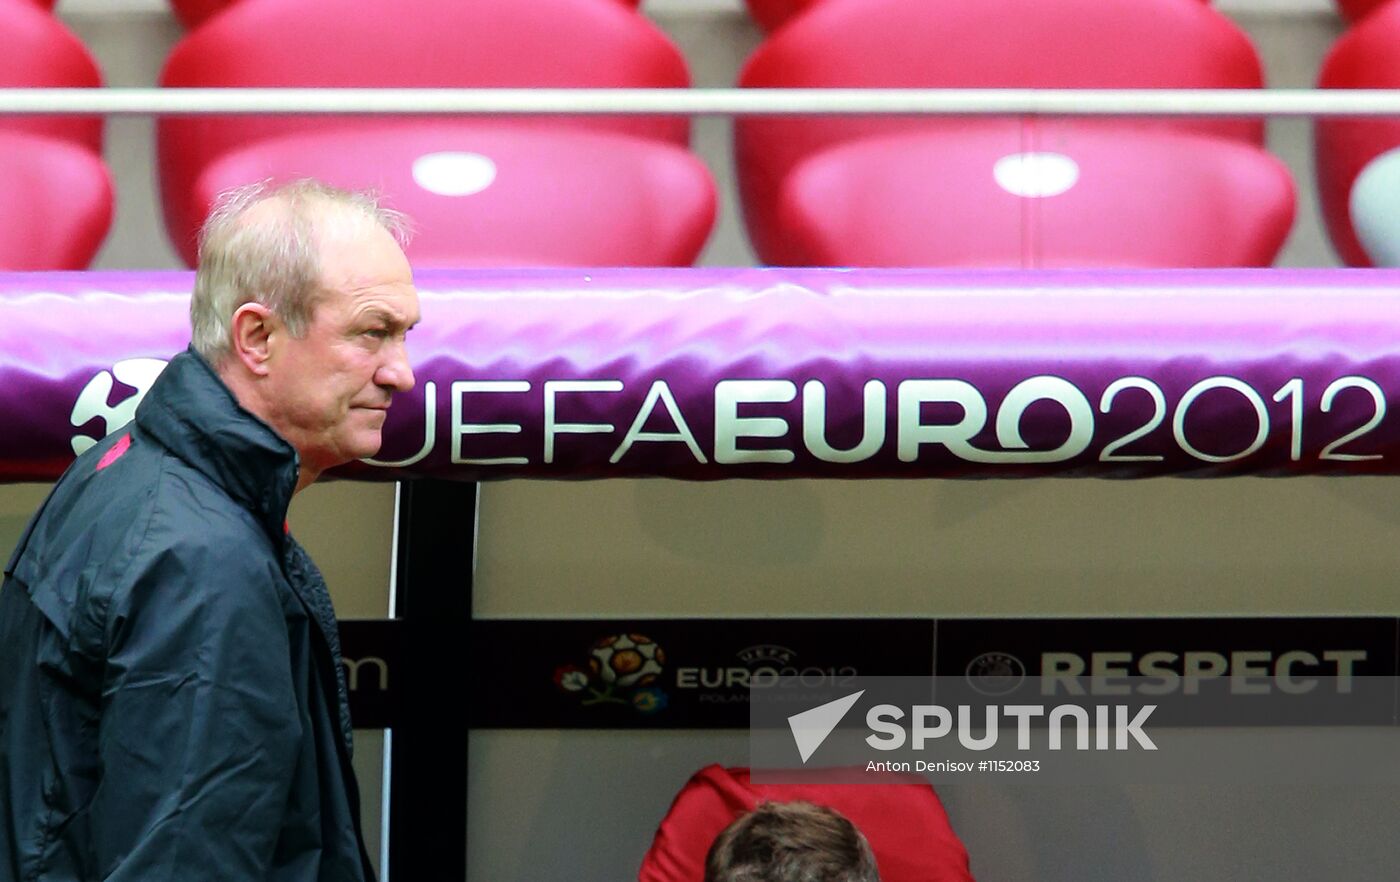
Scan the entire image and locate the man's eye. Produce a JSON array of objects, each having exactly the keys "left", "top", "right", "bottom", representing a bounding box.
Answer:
[{"left": 363, "top": 328, "right": 389, "bottom": 340}]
